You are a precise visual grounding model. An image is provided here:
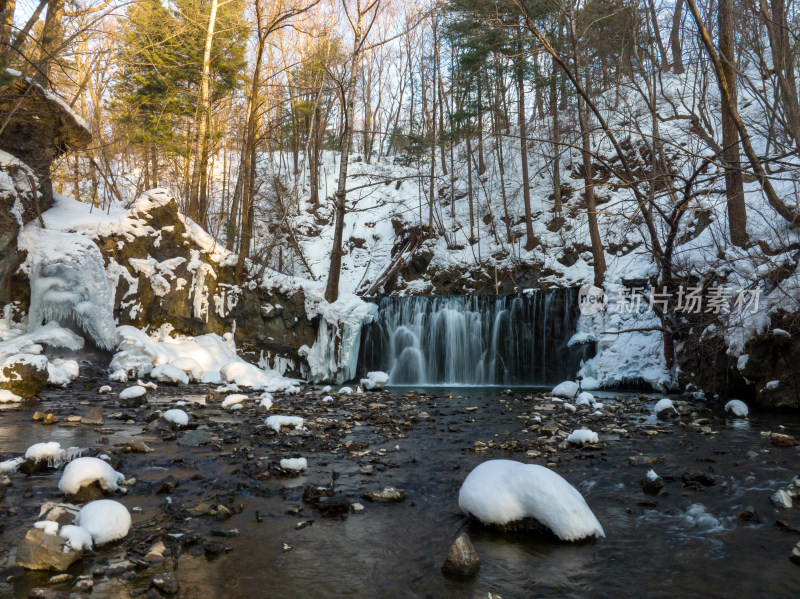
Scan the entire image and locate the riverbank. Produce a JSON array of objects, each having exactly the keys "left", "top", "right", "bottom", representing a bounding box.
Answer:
[{"left": 1, "top": 364, "right": 799, "bottom": 598}]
